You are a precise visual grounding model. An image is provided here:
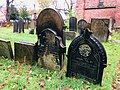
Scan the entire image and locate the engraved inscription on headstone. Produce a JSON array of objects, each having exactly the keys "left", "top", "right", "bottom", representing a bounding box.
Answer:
[
  {"left": 91, "top": 18, "right": 110, "bottom": 42},
  {"left": 0, "top": 39, "right": 13, "bottom": 59},
  {"left": 14, "top": 42, "right": 37, "bottom": 65},
  {"left": 36, "top": 8, "right": 66, "bottom": 70},
  {"left": 66, "top": 29, "right": 107, "bottom": 85}
]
